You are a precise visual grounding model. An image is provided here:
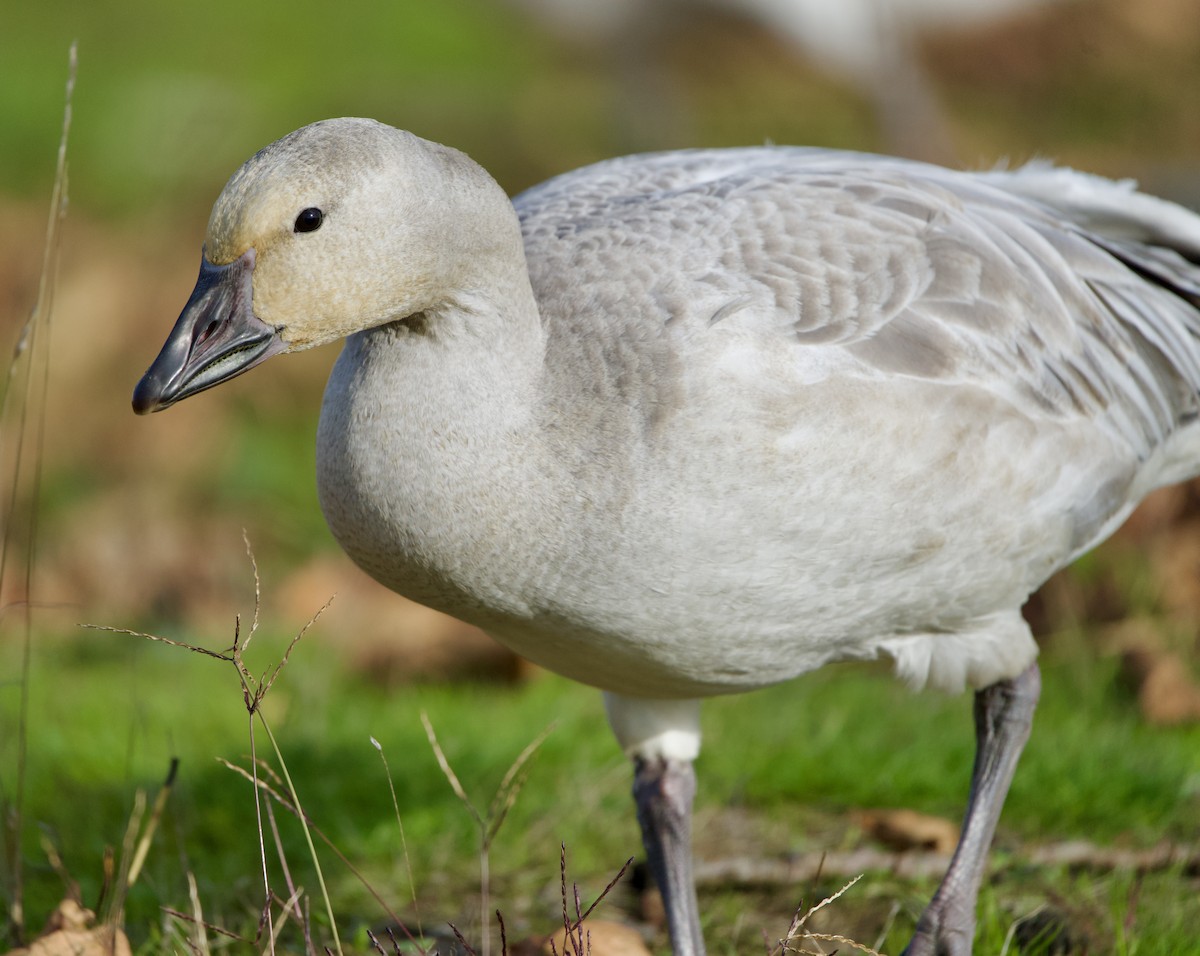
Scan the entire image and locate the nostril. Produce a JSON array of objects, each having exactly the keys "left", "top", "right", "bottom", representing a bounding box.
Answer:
[{"left": 196, "top": 319, "right": 221, "bottom": 347}]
